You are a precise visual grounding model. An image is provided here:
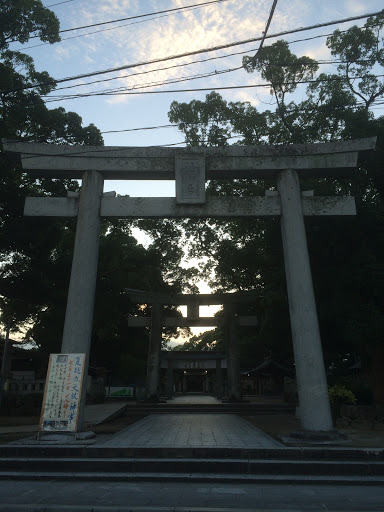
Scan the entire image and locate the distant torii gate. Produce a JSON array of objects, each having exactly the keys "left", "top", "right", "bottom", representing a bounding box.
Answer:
[
  {"left": 3, "top": 137, "right": 376, "bottom": 434},
  {"left": 125, "top": 290, "right": 259, "bottom": 401}
]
